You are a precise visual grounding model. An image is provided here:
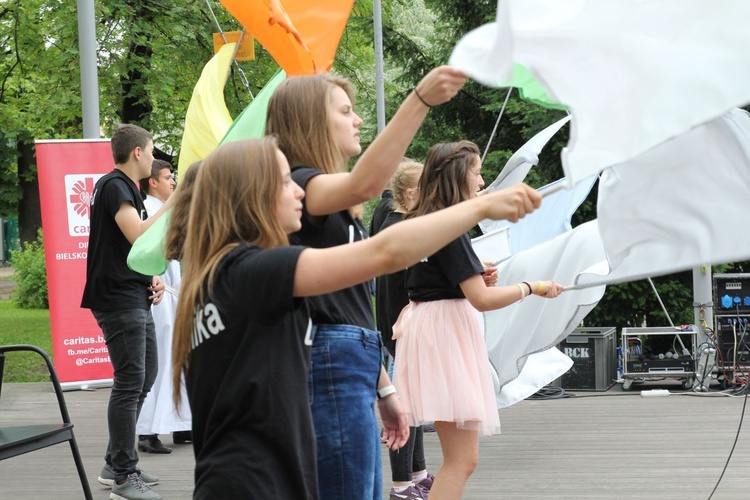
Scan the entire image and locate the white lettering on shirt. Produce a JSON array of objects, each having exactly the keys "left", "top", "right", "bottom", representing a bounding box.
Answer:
[{"left": 192, "top": 302, "right": 226, "bottom": 349}]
